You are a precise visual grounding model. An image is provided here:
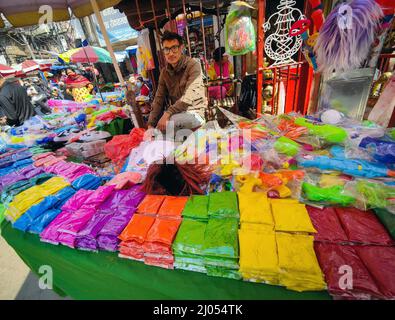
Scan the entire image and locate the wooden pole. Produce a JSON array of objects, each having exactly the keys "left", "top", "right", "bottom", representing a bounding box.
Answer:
[
  {"left": 90, "top": 0, "right": 140, "bottom": 128},
  {"left": 89, "top": 0, "right": 125, "bottom": 87}
]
